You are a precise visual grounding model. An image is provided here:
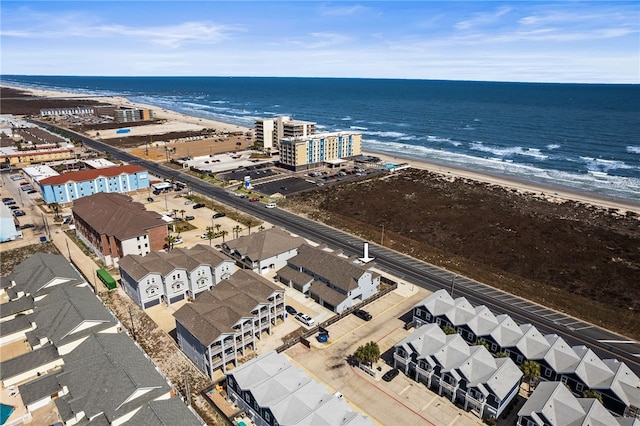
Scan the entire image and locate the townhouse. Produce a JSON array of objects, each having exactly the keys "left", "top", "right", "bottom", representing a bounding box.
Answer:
[
  {"left": 276, "top": 244, "right": 380, "bottom": 313},
  {"left": 119, "top": 244, "right": 235, "bottom": 309},
  {"left": 174, "top": 269, "right": 286, "bottom": 378}
]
